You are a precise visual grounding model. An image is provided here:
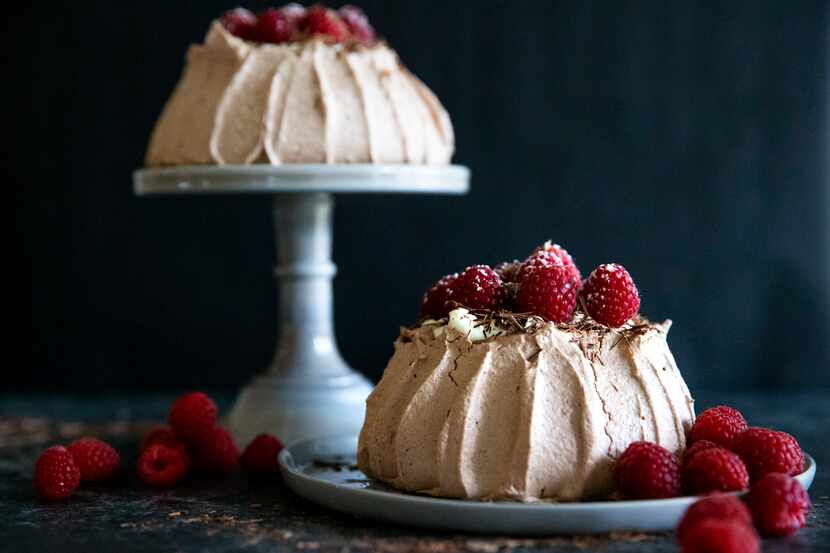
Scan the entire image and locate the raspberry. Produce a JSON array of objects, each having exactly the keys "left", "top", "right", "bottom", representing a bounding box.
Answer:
[
  {"left": 256, "top": 5, "right": 307, "bottom": 44},
  {"left": 581, "top": 263, "right": 641, "bottom": 327},
  {"left": 137, "top": 443, "right": 189, "bottom": 489},
  {"left": 169, "top": 391, "right": 218, "bottom": 445},
  {"left": 190, "top": 427, "right": 239, "bottom": 477},
  {"left": 679, "top": 519, "right": 759, "bottom": 553},
  {"left": 745, "top": 473, "right": 810, "bottom": 537},
  {"left": 339, "top": 5, "right": 376, "bottom": 44},
  {"left": 221, "top": 8, "right": 259, "bottom": 41},
  {"left": 514, "top": 264, "right": 580, "bottom": 323},
  {"left": 306, "top": 6, "right": 350, "bottom": 42},
  {"left": 67, "top": 437, "right": 120, "bottom": 482},
  {"left": 615, "top": 441, "right": 682, "bottom": 499},
  {"left": 450, "top": 265, "right": 504, "bottom": 311},
  {"left": 241, "top": 434, "right": 285, "bottom": 475},
  {"left": 734, "top": 427, "right": 804, "bottom": 481},
  {"left": 34, "top": 445, "right": 81, "bottom": 502},
  {"left": 677, "top": 494, "right": 753, "bottom": 542},
  {"left": 521, "top": 241, "right": 581, "bottom": 283},
  {"left": 683, "top": 439, "right": 720, "bottom": 465},
  {"left": 420, "top": 273, "right": 458, "bottom": 319},
  {"left": 683, "top": 448, "right": 749, "bottom": 494},
  {"left": 494, "top": 260, "right": 522, "bottom": 283},
  {"left": 688, "top": 406, "right": 748, "bottom": 450},
  {"left": 140, "top": 426, "right": 189, "bottom": 464}
]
